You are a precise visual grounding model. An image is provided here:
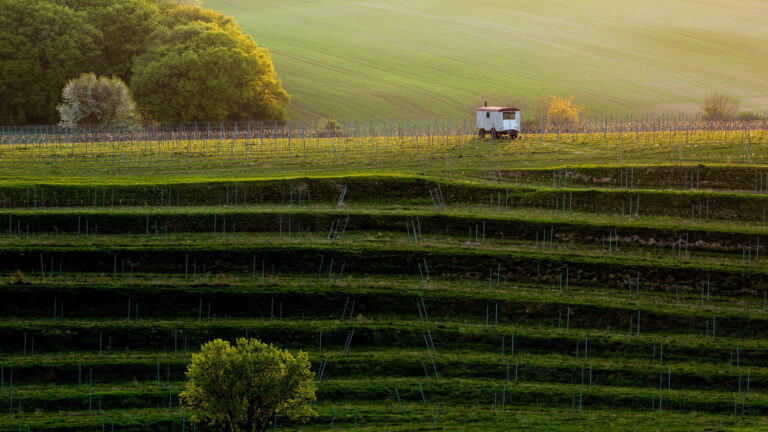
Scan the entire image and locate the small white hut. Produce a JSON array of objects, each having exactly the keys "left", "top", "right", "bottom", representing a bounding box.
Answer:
[{"left": 476, "top": 106, "right": 520, "bottom": 139}]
